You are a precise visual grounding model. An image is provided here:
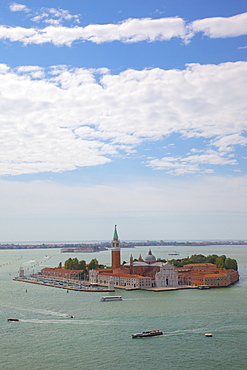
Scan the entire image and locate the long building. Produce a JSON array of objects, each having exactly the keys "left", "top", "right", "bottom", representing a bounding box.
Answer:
[{"left": 177, "top": 263, "right": 239, "bottom": 287}]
